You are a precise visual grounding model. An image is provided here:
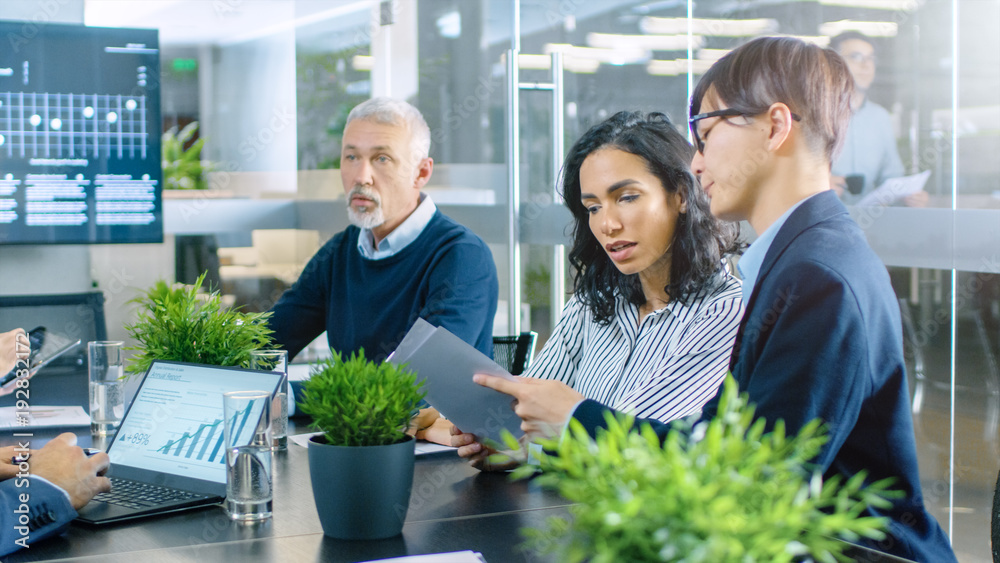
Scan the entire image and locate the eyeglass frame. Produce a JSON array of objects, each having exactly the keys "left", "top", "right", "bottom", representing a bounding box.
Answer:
[
  {"left": 688, "top": 108, "right": 802, "bottom": 154},
  {"left": 843, "top": 52, "right": 877, "bottom": 65}
]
